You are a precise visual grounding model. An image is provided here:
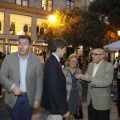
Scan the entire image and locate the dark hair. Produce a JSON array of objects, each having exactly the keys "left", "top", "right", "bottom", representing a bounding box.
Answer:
[
  {"left": 18, "top": 35, "right": 31, "bottom": 45},
  {"left": 50, "top": 38, "right": 67, "bottom": 53},
  {"left": 0, "top": 51, "right": 3, "bottom": 59}
]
